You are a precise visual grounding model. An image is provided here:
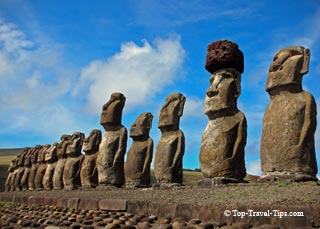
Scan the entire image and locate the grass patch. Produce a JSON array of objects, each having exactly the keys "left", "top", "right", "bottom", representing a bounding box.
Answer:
[
  {"left": 0, "top": 155, "right": 16, "bottom": 165},
  {"left": 0, "top": 201, "right": 14, "bottom": 207}
]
